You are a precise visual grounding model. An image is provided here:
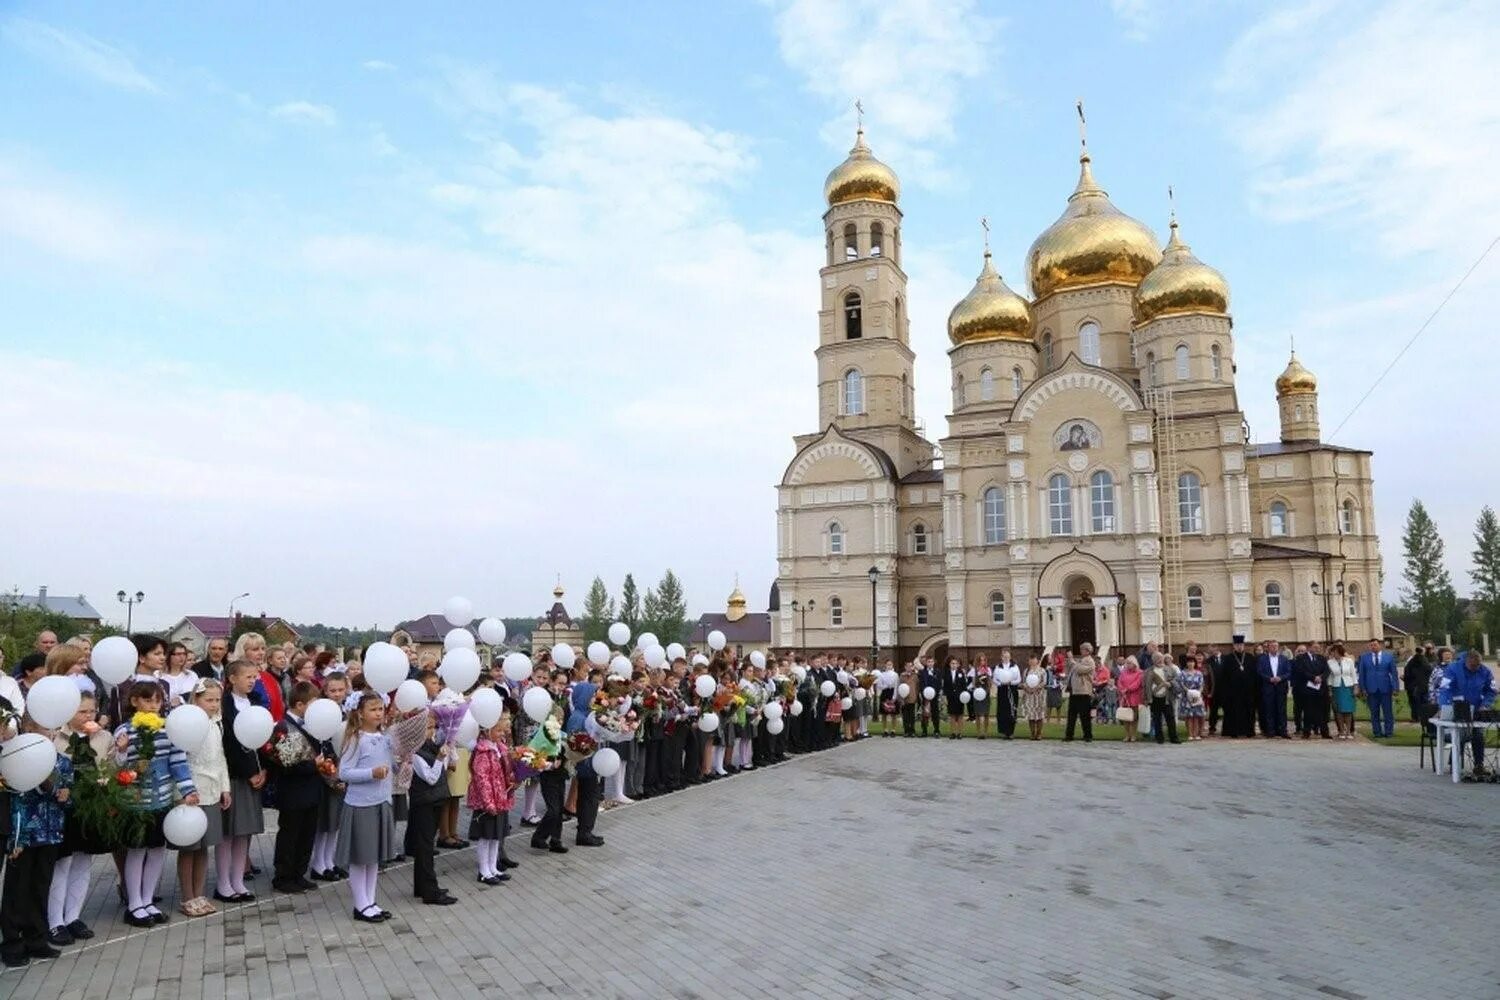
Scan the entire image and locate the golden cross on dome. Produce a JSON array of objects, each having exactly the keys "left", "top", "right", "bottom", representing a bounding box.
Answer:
[
  {"left": 1076, "top": 99, "right": 1087, "bottom": 151},
  {"left": 855, "top": 98, "right": 864, "bottom": 130},
  {"left": 1168, "top": 184, "right": 1177, "bottom": 225},
  {"left": 980, "top": 216, "right": 990, "bottom": 254}
]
